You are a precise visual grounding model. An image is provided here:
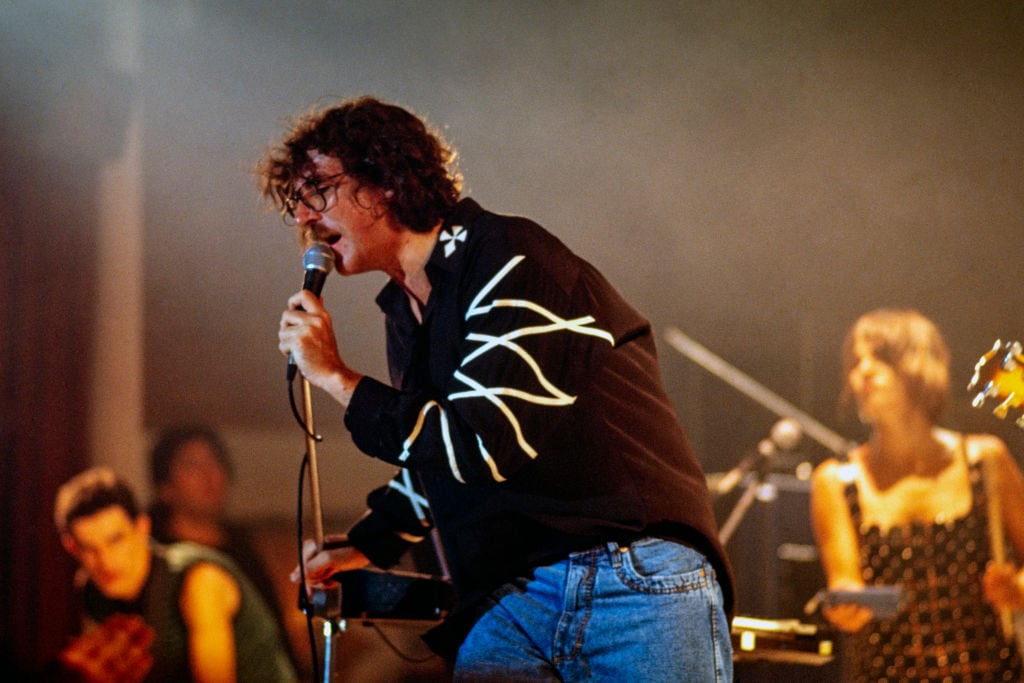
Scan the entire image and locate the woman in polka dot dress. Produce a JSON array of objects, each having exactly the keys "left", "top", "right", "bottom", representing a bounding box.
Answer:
[{"left": 811, "top": 309, "right": 1024, "bottom": 682}]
